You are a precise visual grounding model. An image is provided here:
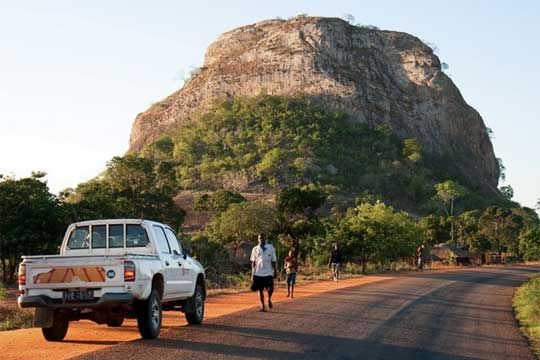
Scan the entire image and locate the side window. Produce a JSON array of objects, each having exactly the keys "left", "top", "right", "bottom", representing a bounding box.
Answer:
[
  {"left": 67, "top": 226, "right": 89, "bottom": 249},
  {"left": 152, "top": 226, "right": 171, "bottom": 254},
  {"left": 164, "top": 228, "right": 181, "bottom": 254},
  {"left": 126, "top": 225, "right": 150, "bottom": 247},
  {"left": 109, "top": 224, "right": 124, "bottom": 248},
  {"left": 92, "top": 225, "right": 106, "bottom": 249}
]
